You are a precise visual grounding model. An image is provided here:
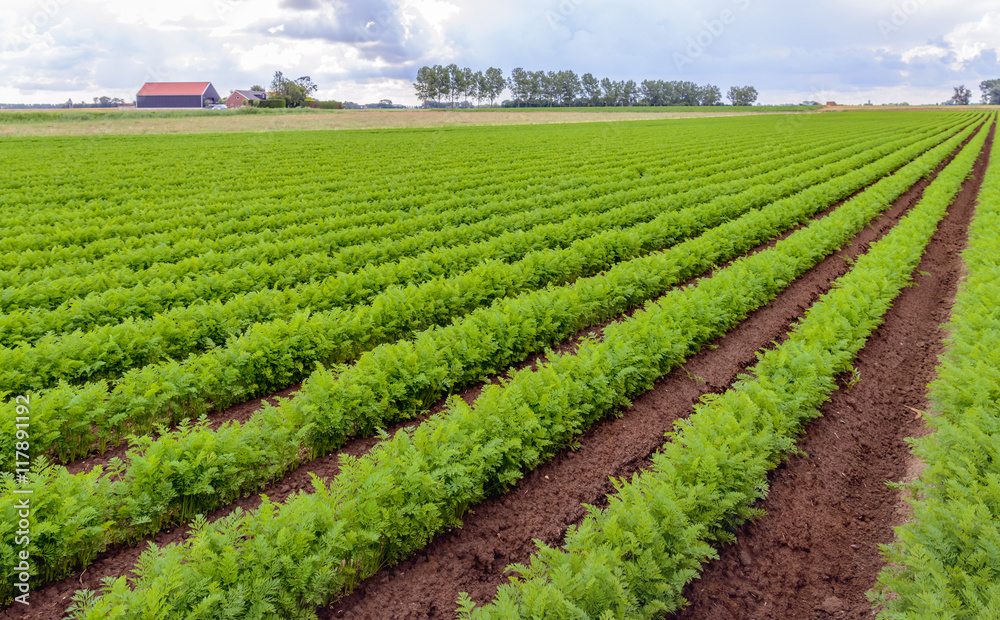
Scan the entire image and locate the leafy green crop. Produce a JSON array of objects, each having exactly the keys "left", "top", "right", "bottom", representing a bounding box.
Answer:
[
  {"left": 462, "top": 112, "right": 993, "bottom": 620},
  {"left": 4, "top": 118, "right": 975, "bottom": 599},
  {"left": 872, "top": 112, "right": 1000, "bottom": 618},
  {"left": 2, "top": 117, "right": 966, "bottom": 472},
  {"left": 59, "top": 114, "right": 990, "bottom": 618}
]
